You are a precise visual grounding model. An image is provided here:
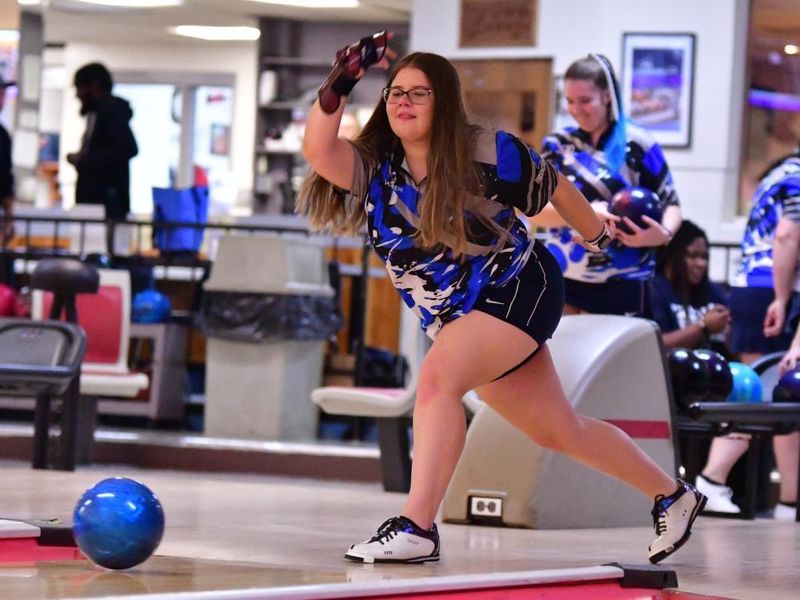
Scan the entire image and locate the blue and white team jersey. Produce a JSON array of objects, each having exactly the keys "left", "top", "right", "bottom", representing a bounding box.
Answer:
[
  {"left": 349, "top": 129, "right": 558, "bottom": 337},
  {"left": 734, "top": 155, "right": 800, "bottom": 288},
  {"left": 541, "top": 123, "right": 679, "bottom": 283}
]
